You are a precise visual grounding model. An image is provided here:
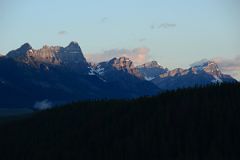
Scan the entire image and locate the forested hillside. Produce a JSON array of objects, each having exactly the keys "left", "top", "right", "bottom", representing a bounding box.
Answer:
[{"left": 0, "top": 83, "right": 240, "bottom": 160}]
